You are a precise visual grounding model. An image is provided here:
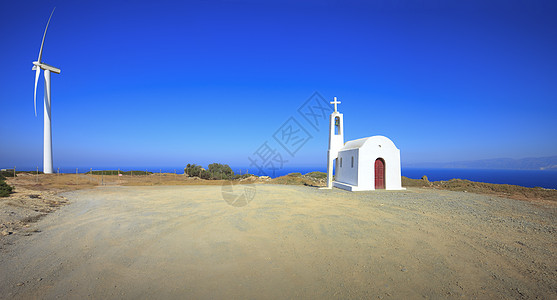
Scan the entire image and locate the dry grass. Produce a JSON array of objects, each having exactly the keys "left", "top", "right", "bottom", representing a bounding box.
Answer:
[
  {"left": 8, "top": 173, "right": 241, "bottom": 191},
  {"left": 269, "top": 173, "right": 326, "bottom": 187},
  {"left": 402, "top": 176, "right": 557, "bottom": 203}
]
